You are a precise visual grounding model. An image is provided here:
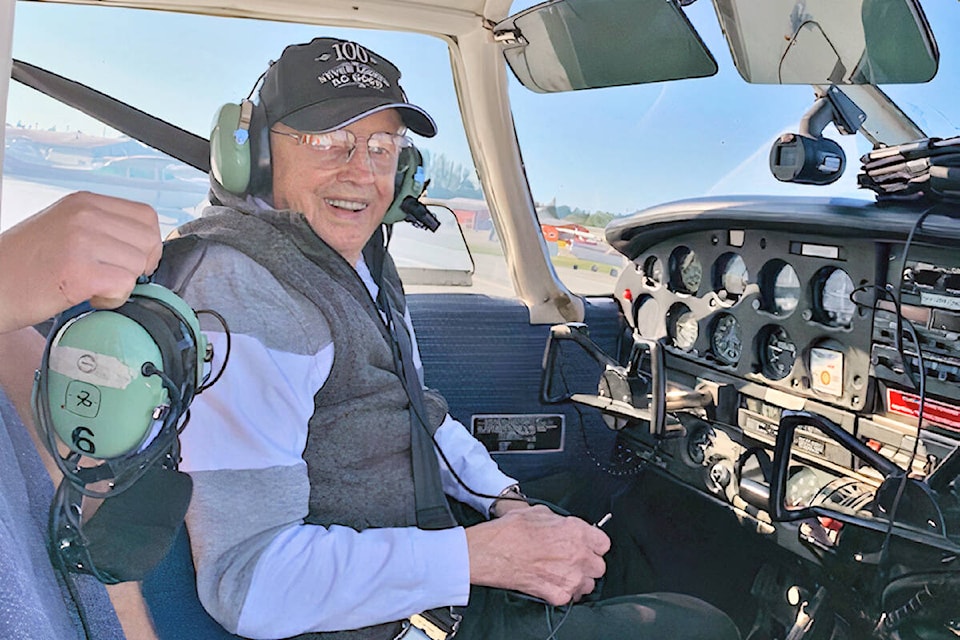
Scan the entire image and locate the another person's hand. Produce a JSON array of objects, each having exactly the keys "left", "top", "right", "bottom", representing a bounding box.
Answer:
[
  {"left": 0, "top": 191, "right": 162, "bottom": 334},
  {"left": 465, "top": 504, "right": 610, "bottom": 606}
]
